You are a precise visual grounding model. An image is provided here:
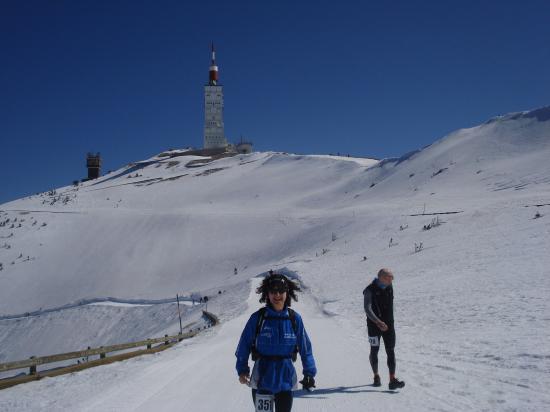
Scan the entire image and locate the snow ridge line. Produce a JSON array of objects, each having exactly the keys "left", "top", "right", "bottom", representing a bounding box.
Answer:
[
  {"left": 0, "top": 209, "right": 83, "bottom": 214},
  {"left": 0, "top": 296, "right": 198, "bottom": 320}
]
